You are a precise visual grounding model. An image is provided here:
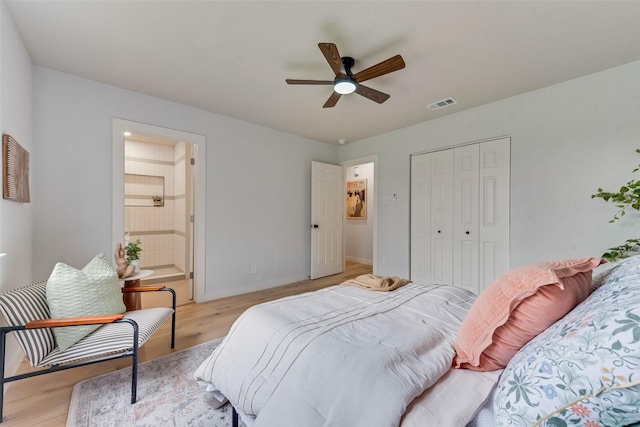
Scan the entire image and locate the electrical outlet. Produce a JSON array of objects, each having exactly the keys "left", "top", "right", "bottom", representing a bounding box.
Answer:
[{"left": 251, "top": 265, "right": 257, "bottom": 274}]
